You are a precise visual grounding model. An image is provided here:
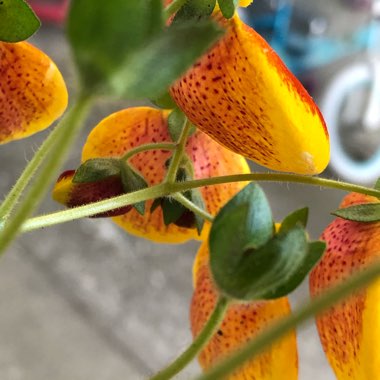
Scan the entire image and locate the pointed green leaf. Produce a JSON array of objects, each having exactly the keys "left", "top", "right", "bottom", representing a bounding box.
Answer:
[
  {"left": 67, "top": 0, "right": 164, "bottom": 93},
  {"left": 279, "top": 207, "right": 309, "bottom": 234},
  {"left": 332, "top": 203, "right": 380, "bottom": 222},
  {"left": 189, "top": 188, "right": 206, "bottom": 235},
  {"left": 73, "top": 158, "right": 121, "bottom": 183},
  {"left": 0, "top": 0, "right": 40, "bottom": 42},
  {"left": 150, "top": 198, "right": 162, "bottom": 213},
  {"left": 120, "top": 164, "right": 148, "bottom": 215},
  {"left": 109, "top": 20, "right": 224, "bottom": 99},
  {"left": 218, "top": 0, "right": 238, "bottom": 19}
]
